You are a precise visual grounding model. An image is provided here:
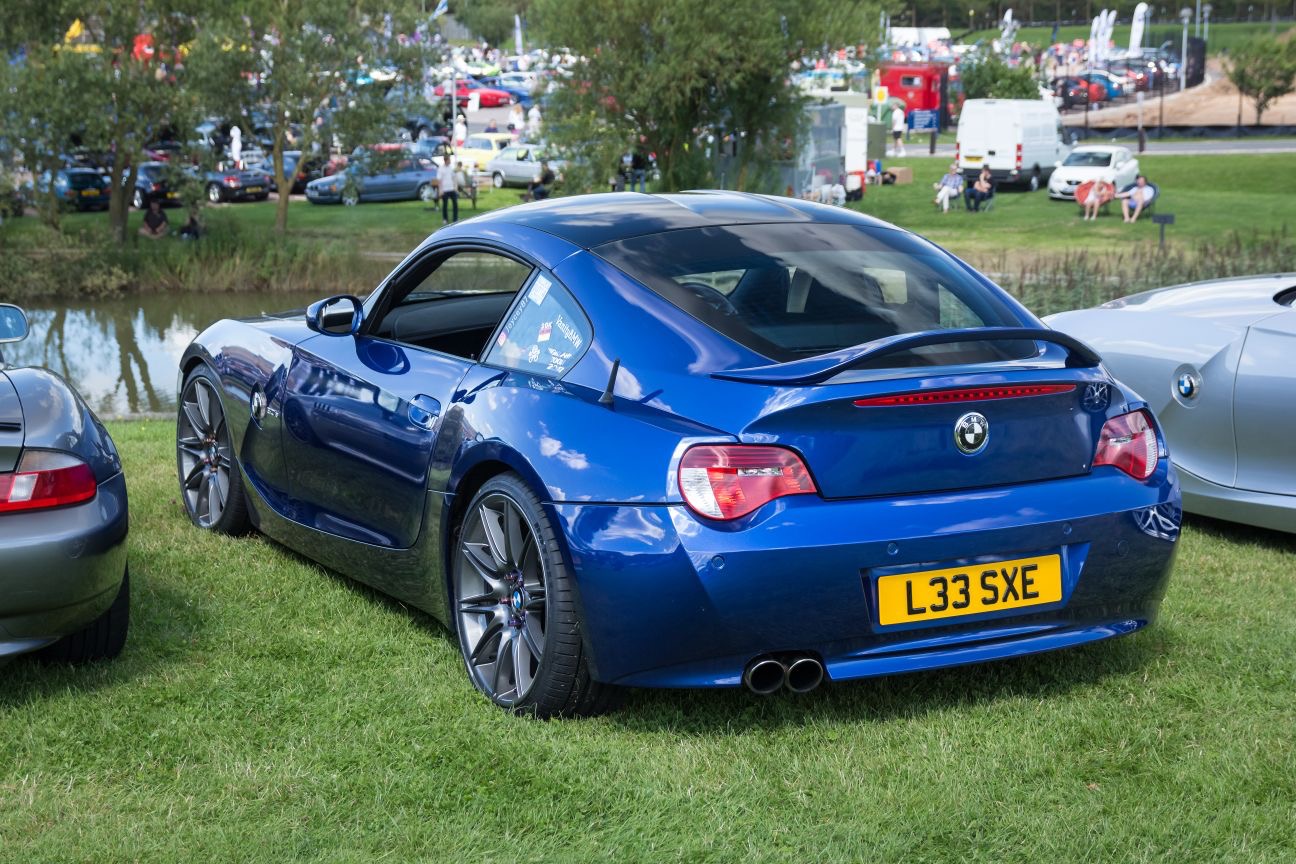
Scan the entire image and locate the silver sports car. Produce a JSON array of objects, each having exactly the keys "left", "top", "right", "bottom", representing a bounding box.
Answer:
[{"left": 1046, "top": 274, "right": 1295, "bottom": 533}]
